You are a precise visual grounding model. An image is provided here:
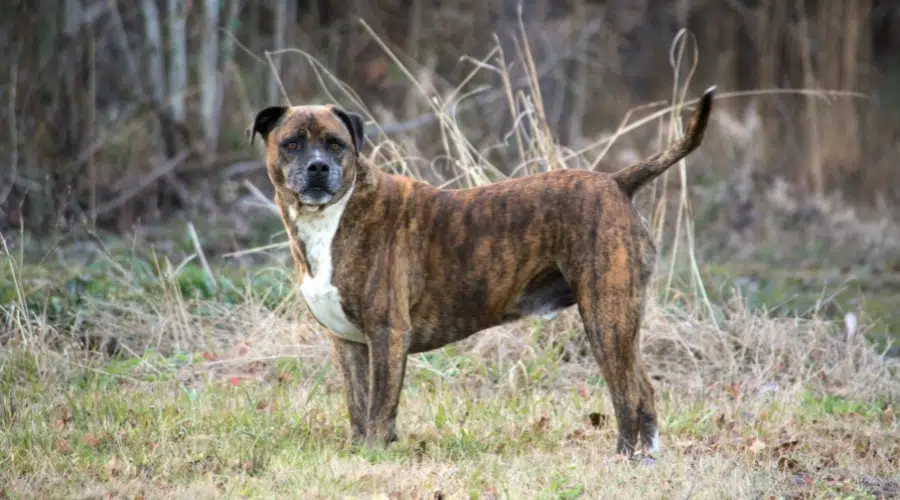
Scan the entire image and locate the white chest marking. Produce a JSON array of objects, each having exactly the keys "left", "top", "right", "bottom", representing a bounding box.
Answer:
[{"left": 289, "top": 188, "right": 365, "bottom": 344}]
